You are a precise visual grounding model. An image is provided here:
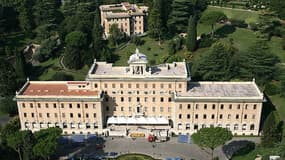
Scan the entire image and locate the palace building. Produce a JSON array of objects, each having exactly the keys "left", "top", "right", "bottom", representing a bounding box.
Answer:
[
  {"left": 100, "top": 2, "right": 148, "bottom": 37},
  {"left": 15, "top": 49, "right": 264, "bottom": 138}
]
